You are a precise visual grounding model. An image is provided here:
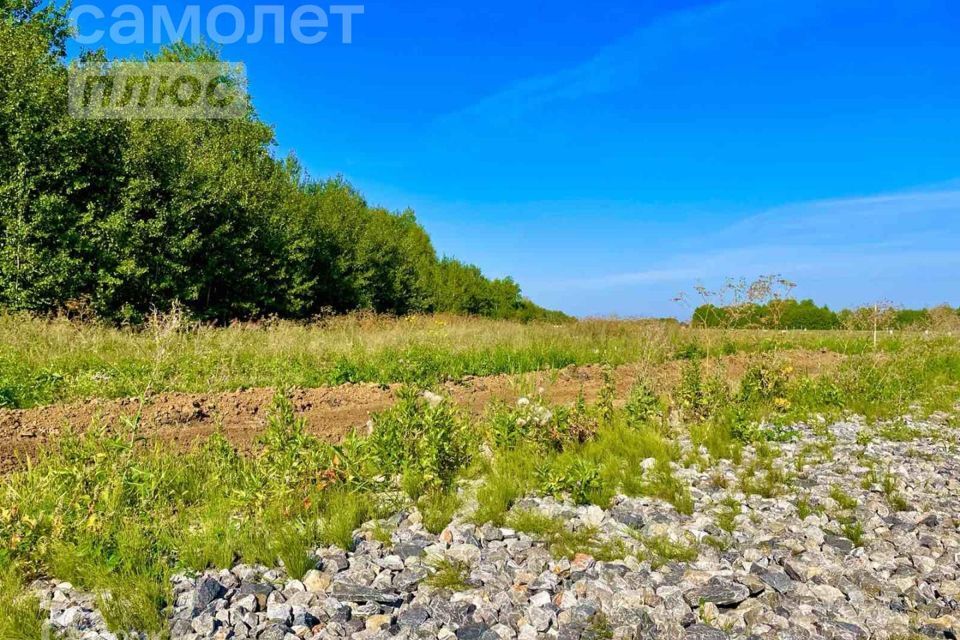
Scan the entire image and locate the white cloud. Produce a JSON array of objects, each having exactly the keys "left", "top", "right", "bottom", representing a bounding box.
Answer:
[{"left": 546, "top": 183, "right": 960, "bottom": 292}]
